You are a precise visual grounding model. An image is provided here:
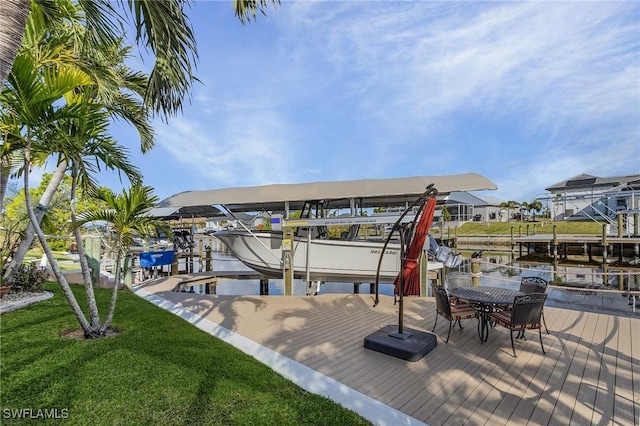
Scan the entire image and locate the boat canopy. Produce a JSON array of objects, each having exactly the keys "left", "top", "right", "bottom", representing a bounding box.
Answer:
[{"left": 149, "top": 173, "right": 497, "bottom": 219}]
